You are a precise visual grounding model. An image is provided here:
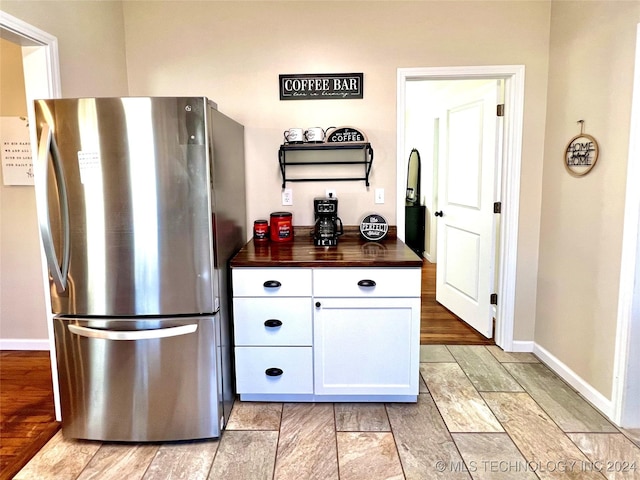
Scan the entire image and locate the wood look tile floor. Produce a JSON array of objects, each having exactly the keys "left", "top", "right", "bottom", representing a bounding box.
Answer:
[
  {"left": 0, "top": 257, "right": 482, "bottom": 478},
  {"left": 16, "top": 345, "right": 640, "bottom": 480}
]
